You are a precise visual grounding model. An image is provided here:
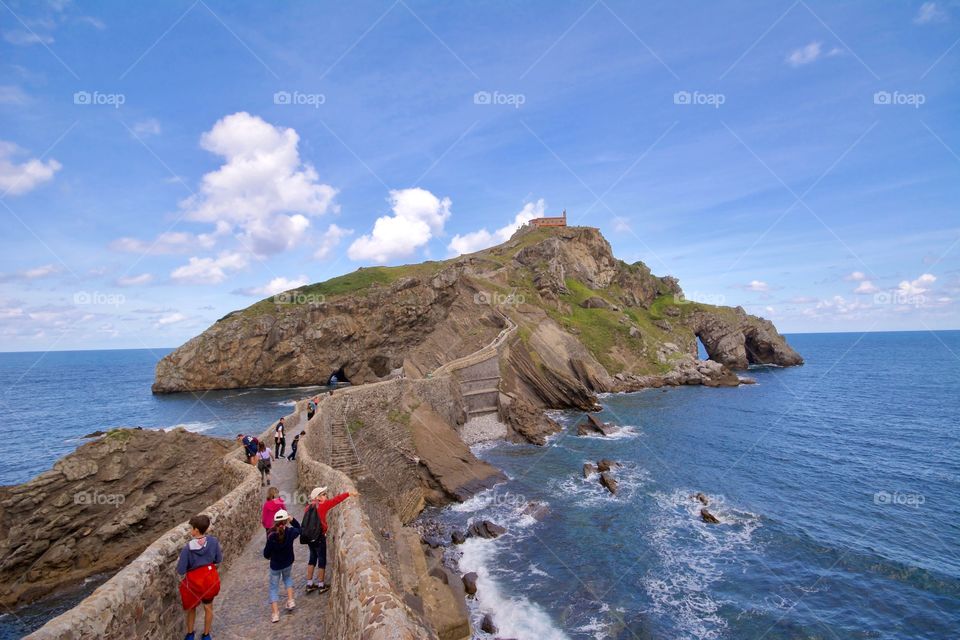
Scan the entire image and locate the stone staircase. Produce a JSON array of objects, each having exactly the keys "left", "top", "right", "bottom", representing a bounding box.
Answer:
[{"left": 329, "top": 416, "right": 364, "bottom": 477}]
